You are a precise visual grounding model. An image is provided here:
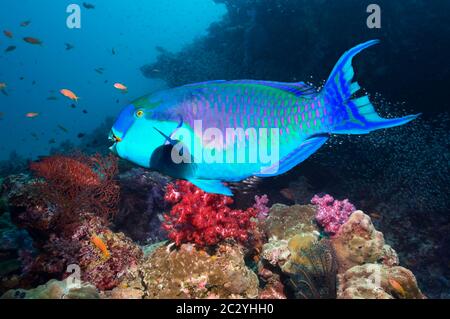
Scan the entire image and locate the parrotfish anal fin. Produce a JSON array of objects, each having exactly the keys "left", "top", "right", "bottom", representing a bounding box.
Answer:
[
  {"left": 189, "top": 178, "right": 233, "bottom": 196},
  {"left": 255, "top": 135, "right": 328, "bottom": 177}
]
